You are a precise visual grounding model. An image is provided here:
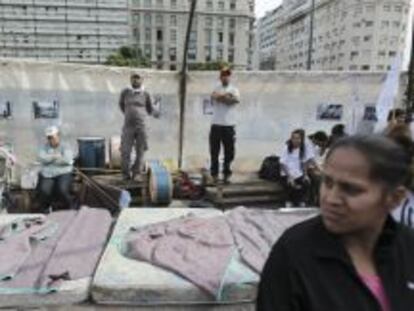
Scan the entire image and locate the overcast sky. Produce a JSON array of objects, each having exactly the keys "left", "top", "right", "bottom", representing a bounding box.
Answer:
[{"left": 255, "top": 0, "right": 283, "bottom": 18}]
